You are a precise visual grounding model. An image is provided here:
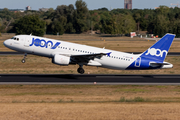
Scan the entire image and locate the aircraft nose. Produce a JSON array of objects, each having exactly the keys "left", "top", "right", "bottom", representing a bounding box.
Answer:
[
  {"left": 3, "top": 39, "right": 11, "bottom": 47},
  {"left": 3, "top": 40, "right": 8, "bottom": 47}
]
